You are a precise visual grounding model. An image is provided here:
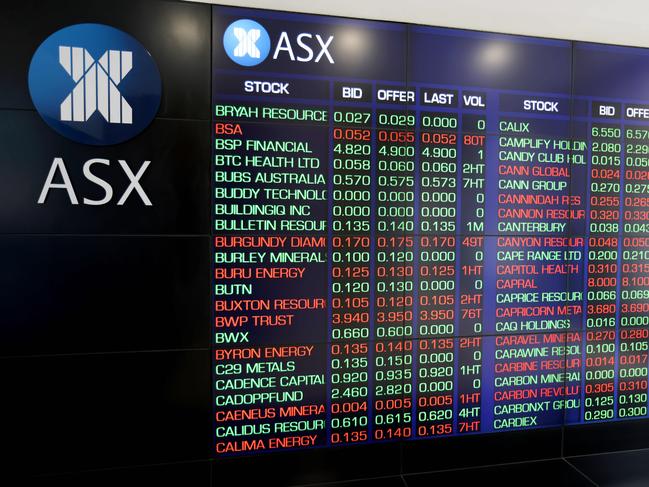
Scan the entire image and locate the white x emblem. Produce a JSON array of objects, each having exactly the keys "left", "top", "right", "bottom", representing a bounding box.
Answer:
[
  {"left": 233, "top": 28, "right": 261, "bottom": 58},
  {"left": 58, "top": 46, "right": 133, "bottom": 124}
]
